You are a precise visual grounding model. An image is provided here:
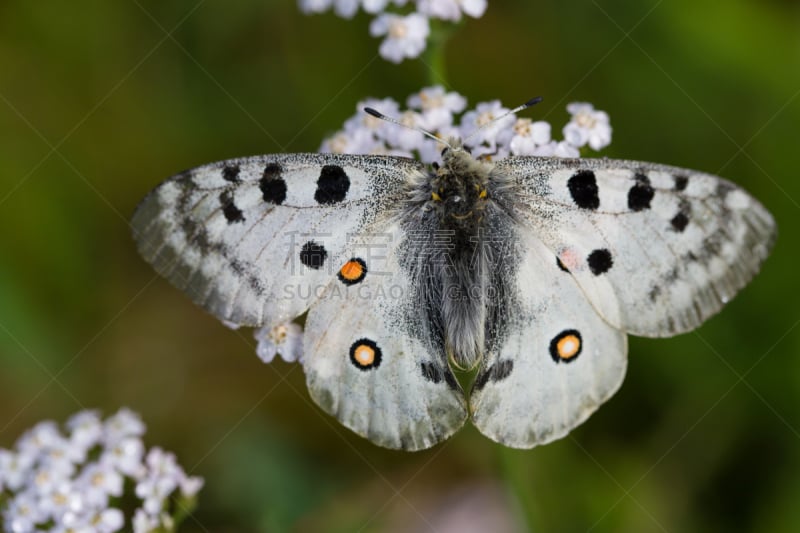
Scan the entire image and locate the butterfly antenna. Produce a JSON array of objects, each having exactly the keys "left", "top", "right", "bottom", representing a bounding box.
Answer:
[
  {"left": 364, "top": 107, "right": 454, "bottom": 150},
  {"left": 462, "top": 96, "right": 543, "bottom": 145}
]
